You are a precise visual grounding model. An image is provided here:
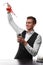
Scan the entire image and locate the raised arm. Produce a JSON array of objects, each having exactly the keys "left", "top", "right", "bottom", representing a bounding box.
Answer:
[
  {"left": 6, "top": 3, "right": 24, "bottom": 35},
  {"left": 7, "top": 12, "right": 24, "bottom": 35}
]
